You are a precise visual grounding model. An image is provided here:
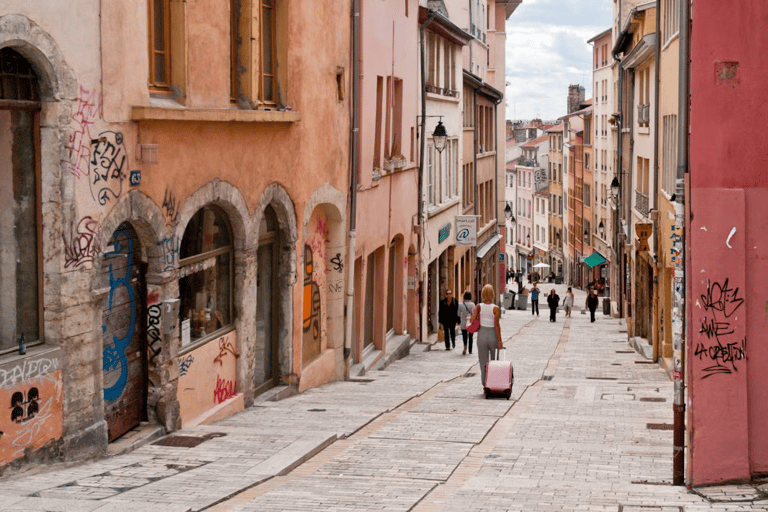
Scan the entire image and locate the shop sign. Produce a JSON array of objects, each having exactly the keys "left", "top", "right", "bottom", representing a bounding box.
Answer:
[
  {"left": 438, "top": 223, "right": 451, "bottom": 244},
  {"left": 636, "top": 223, "right": 652, "bottom": 251},
  {"left": 455, "top": 216, "right": 477, "bottom": 246}
]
